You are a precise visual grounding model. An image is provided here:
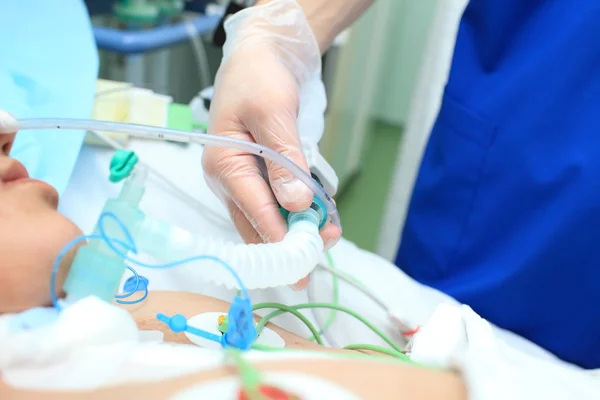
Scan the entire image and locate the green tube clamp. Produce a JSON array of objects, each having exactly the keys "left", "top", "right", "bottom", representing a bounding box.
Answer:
[{"left": 109, "top": 149, "right": 139, "bottom": 183}]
